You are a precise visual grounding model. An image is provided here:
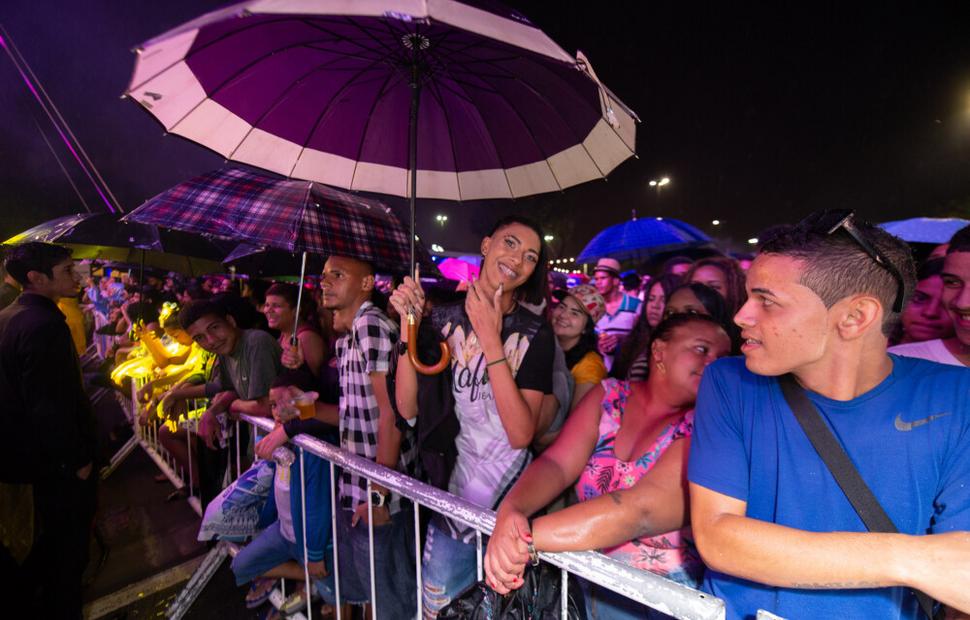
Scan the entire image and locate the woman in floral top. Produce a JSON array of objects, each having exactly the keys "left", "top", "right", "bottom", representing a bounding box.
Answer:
[{"left": 485, "top": 313, "right": 731, "bottom": 619}]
